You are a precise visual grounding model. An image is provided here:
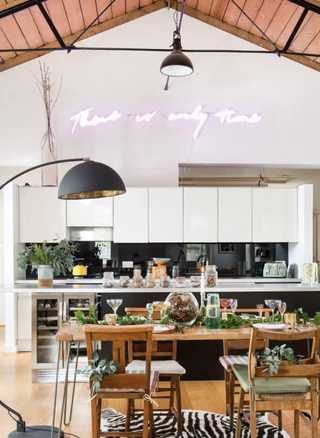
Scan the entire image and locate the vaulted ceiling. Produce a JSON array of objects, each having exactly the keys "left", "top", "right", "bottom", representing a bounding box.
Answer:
[{"left": 1, "top": 0, "right": 320, "bottom": 73}]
